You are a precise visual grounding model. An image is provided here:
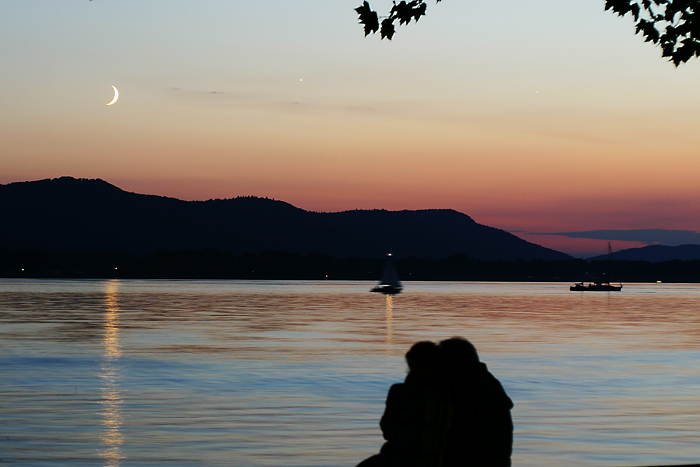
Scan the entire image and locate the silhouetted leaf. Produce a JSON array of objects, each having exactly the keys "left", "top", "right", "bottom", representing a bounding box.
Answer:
[
  {"left": 605, "top": 0, "right": 633, "bottom": 16},
  {"left": 631, "top": 3, "right": 641, "bottom": 20},
  {"left": 636, "top": 19, "right": 660, "bottom": 42},
  {"left": 412, "top": 2, "right": 428, "bottom": 21},
  {"left": 355, "top": 1, "right": 379, "bottom": 36},
  {"left": 392, "top": 1, "right": 413, "bottom": 26},
  {"left": 381, "top": 18, "right": 396, "bottom": 39}
]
